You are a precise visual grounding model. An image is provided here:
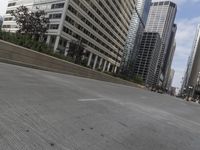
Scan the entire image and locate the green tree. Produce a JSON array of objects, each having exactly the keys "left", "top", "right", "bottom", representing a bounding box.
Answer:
[
  {"left": 11, "top": 6, "right": 49, "bottom": 41},
  {"left": 133, "top": 75, "right": 144, "bottom": 85},
  {"left": 67, "top": 40, "right": 86, "bottom": 64}
]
